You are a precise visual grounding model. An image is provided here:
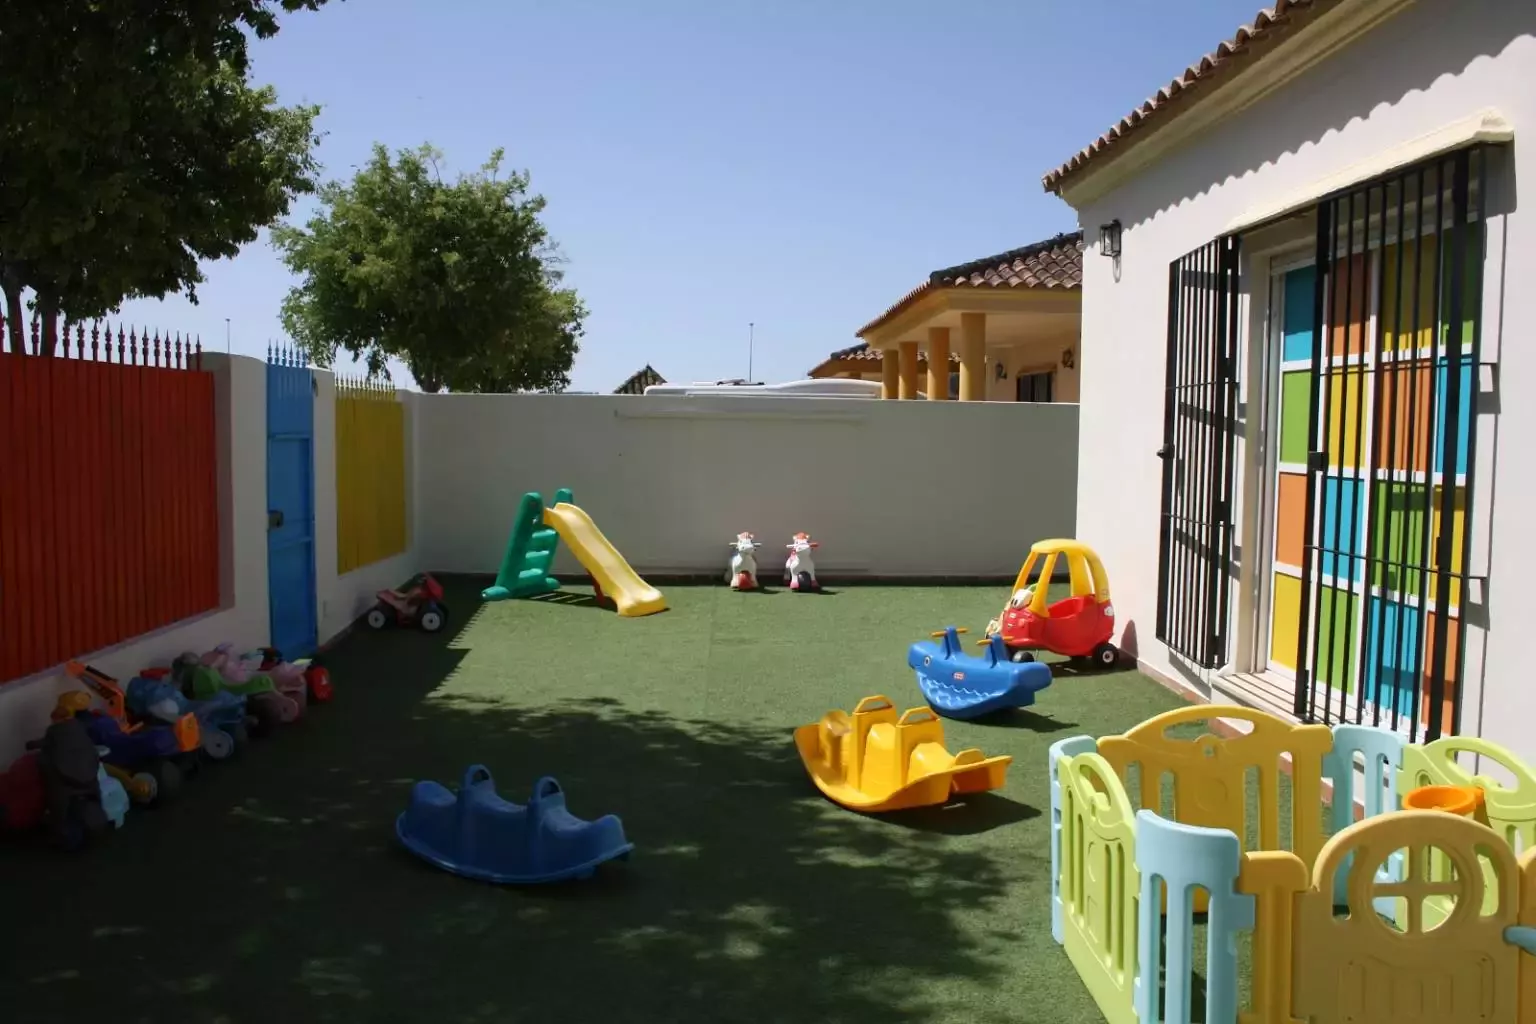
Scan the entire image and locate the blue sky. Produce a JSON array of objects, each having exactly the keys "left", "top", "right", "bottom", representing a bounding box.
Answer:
[{"left": 117, "top": 0, "right": 1263, "bottom": 391}]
